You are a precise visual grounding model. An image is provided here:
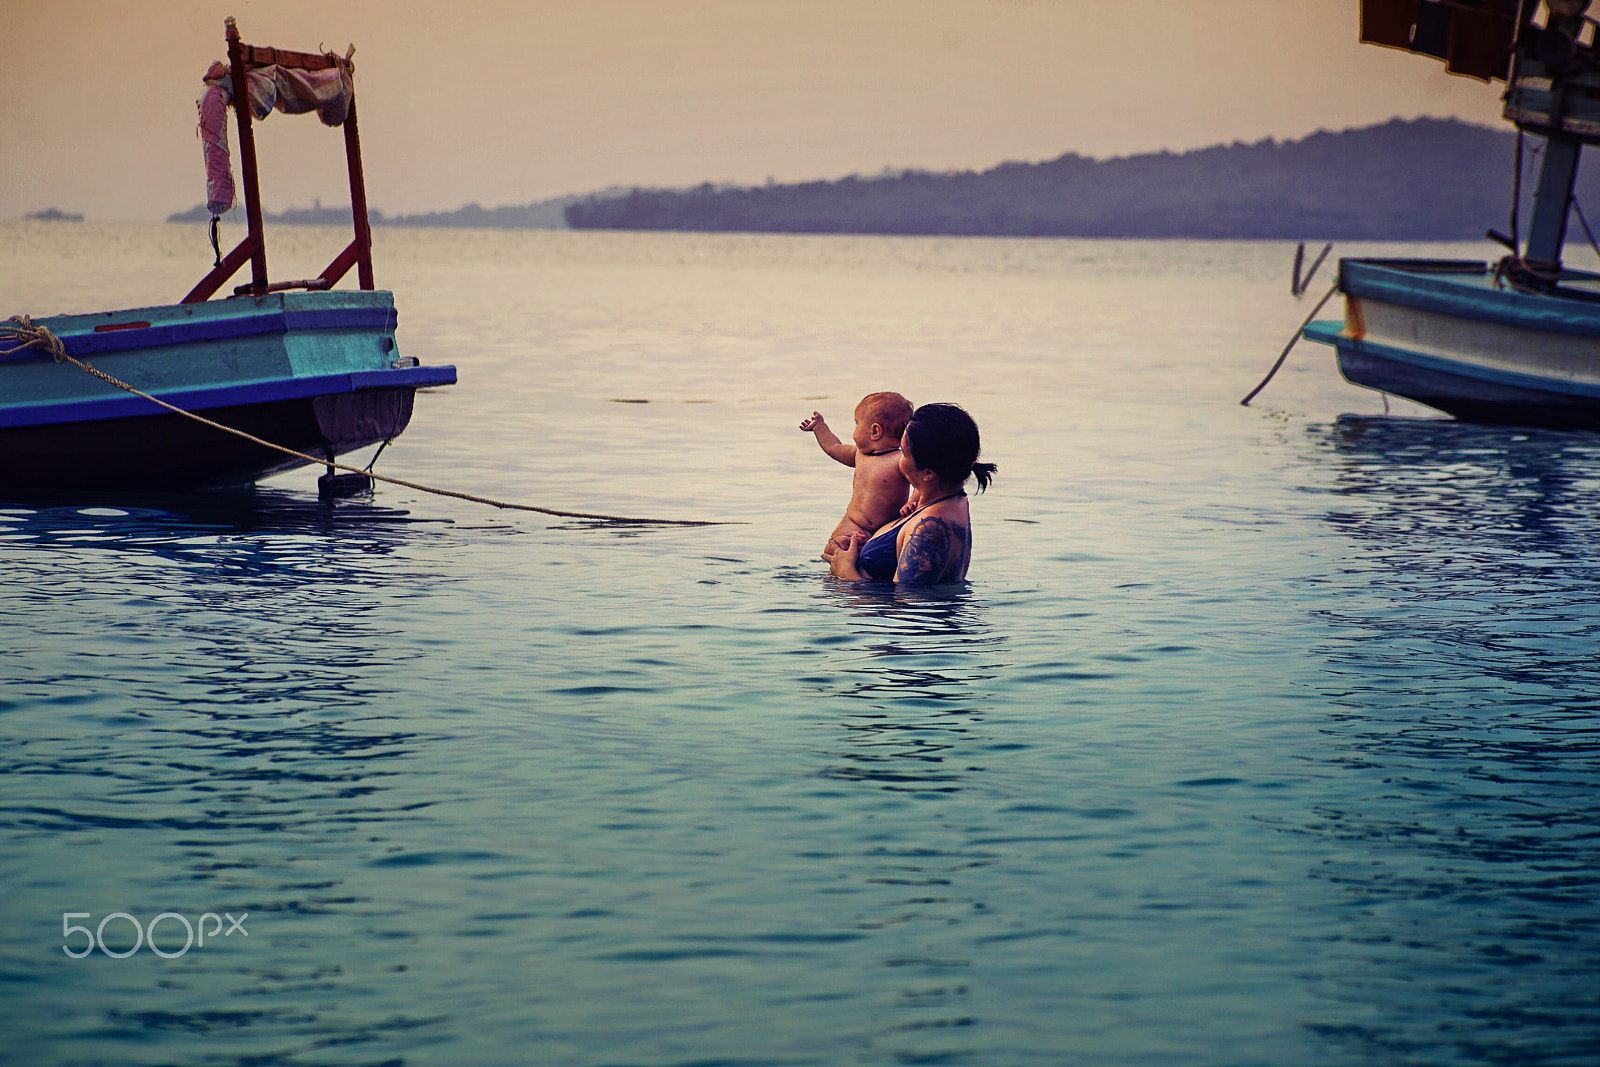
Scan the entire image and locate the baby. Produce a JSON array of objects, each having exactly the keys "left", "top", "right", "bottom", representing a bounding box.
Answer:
[{"left": 799, "top": 391, "right": 914, "bottom": 558}]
